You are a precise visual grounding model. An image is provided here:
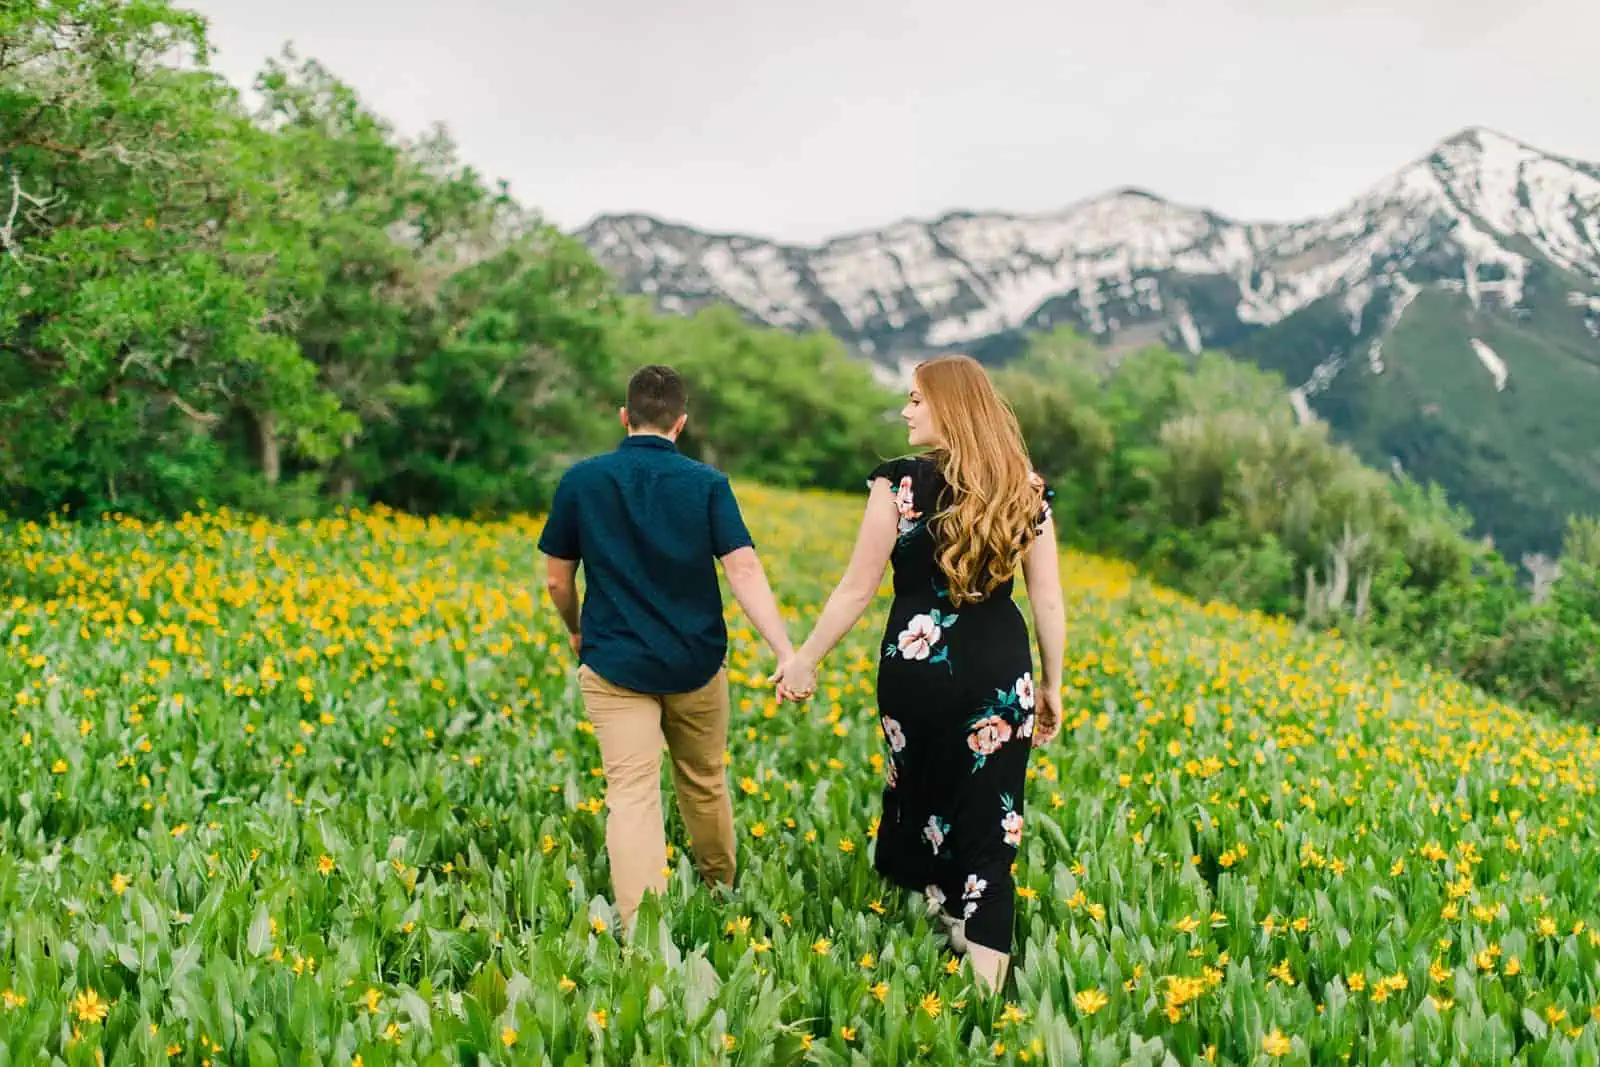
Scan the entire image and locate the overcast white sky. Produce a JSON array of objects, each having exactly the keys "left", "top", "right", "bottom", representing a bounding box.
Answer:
[{"left": 186, "top": 0, "right": 1600, "bottom": 244}]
